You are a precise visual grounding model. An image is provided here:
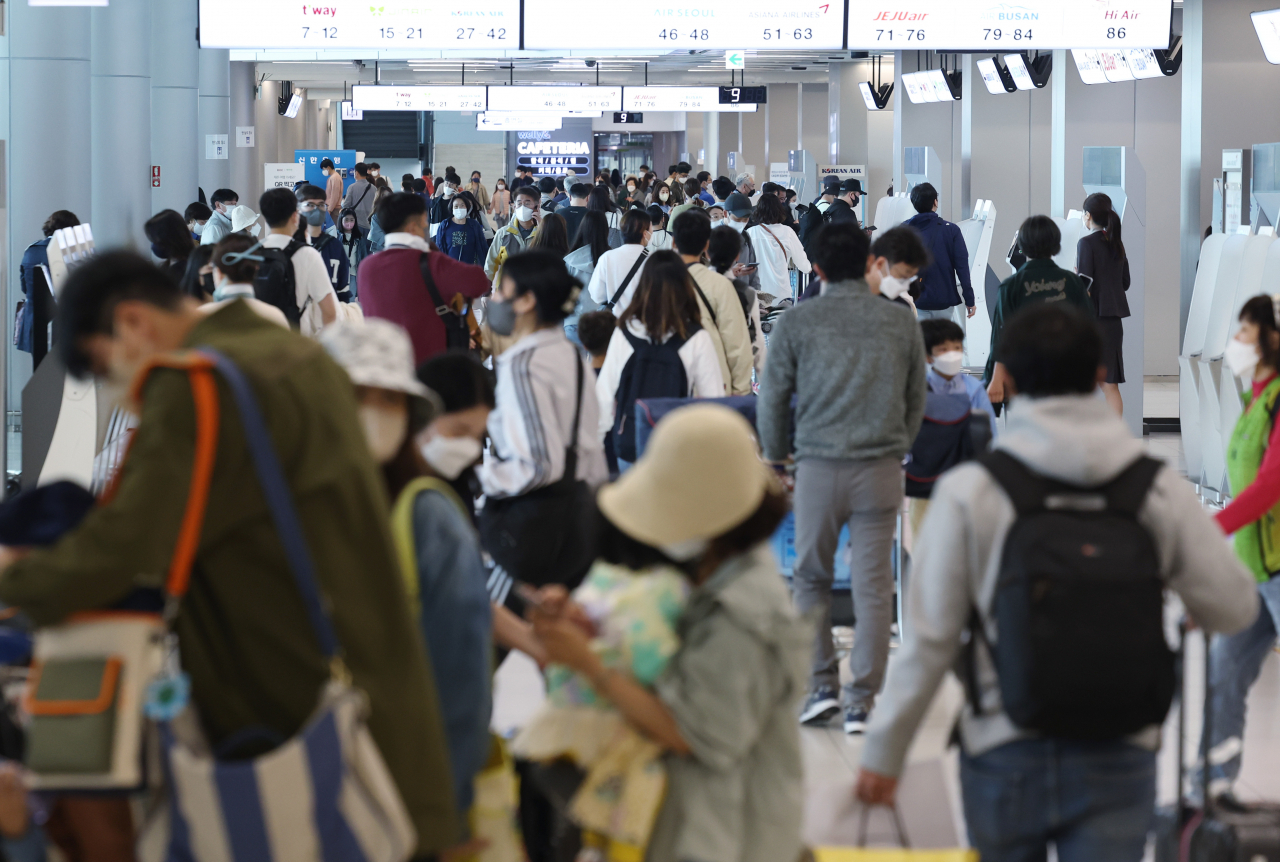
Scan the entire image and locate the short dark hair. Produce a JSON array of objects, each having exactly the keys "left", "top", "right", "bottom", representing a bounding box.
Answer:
[
  {"left": 1018, "top": 215, "right": 1062, "bottom": 259},
  {"left": 412, "top": 178, "right": 427, "bottom": 193},
  {"left": 810, "top": 222, "right": 871, "bottom": 283},
  {"left": 43, "top": 210, "right": 81, "bottom": 237},
  {"left": 377, "top": 192, "right": 428, "bottom": 234},
  {"left": 684, "top": 178, "right": 702, "bottom": 198},
  {"left": 445, "top": 172, "right": 463, "bottom": 186},
  {"left": 870, "top": 226, "right": 931, "bottom": 269},
  {"left": 711, "top": 177, "right": 735, "bottom": 200},
  {"left": 753, "top": 194, "right": 789, "bottom": 226},
  {"left": 707, "top": 225, "right": 743, "bottom": 274},
  {"left": 58, "top": 251, "right": 183, "bottom": 379},
  {"left": 320, "top": 158, "right": 335, "bottom": 170},
  {"left": 212, "top": 233, "right": 262, "bottom": 285},
  {"left": 999, "top": 304, "right": 1102, "bottom": 397},
  {"left": 646, "top": 205, "right": 667, "bottom": 230},
  {"left": 259, "top": 187, "right": 300, "bottom": 228},
  {"left": 920, "top": 318, "right": 966, "bottom": 354},
  {"left": 354, "top": 162, "right": 369, "bottom": 177},
  {"left": 577, "top": 311, "right": 617, "bottom": 358},
  {"left": 696, "top": 171, "right": 711, "bottom": 183},
  {"left": 760, "top": 182, "right": 781, "bottom": 196},
  {"left": 570, "top": 183, "right": 592, "bottom": 200},
  {"left": 909, "top": 182, "right": 939, "bottom": 214},
  {"left": 677, "top": 161, "right": 692, "bottom": 174},
  {"left": 210, "top": 188, "right": 239, "bottom": 207},
  {"left": 417, "top": 352, "right": 495, "bottom": 413},
  {"left": 184, "top": 202, "right": 212, "bottom": 224},
  {"left": 672, "top": 208, "right": 712, "bottom": 256},
  {"left": 144, "top": 210, "right": 196, "bottom": 261},
  {"left": 295, "top": 183, "right": 326, "bottom": 203},
  {"left": 471, "top": 170, "right": 482, "bottom": 179},
  {"left": 538, "top": 177, "right": 557, "bottom": 194},
  {"left": 501, "top": 249, "right": 581, "bottom": 324},
  {"left": 514, "top": 186, "right": 541, "bottom": 207},
  {"left": 620, "top": 208, "right": 651, "bottom": 244}
]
